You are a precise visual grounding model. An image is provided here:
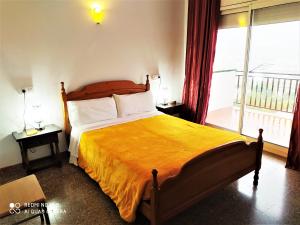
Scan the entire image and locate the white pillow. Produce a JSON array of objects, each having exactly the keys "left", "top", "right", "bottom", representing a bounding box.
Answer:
[
  {"left": 113, "top": 91, "right": 156, "bottom": 117},
  {"left": 67, "top": 97, "right": 117, "bottom": 127}
]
